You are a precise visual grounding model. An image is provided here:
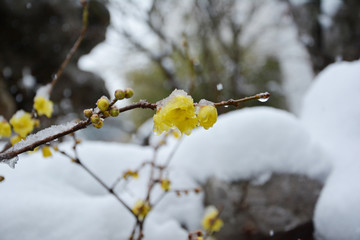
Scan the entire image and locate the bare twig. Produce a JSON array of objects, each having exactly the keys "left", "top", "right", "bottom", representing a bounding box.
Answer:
[
  {"left": 214, "top": 92, "right": 270, "bottom": 107},
  {"left": 49, "top": 0, "right": 89, "bottom": 95}
]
